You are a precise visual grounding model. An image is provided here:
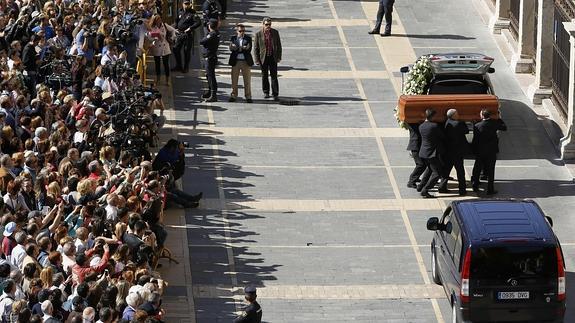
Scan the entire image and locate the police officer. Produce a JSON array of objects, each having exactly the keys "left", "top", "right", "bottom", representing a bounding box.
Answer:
[
  {"left": 234, "top": 286, "right": 262, "bottom": 323},
  {"left": 200, "top": 20, "right": 220, "bottom": 102},
  {"left": 172, "top": 0, "right": 202, "bottom": 73},
  {"left": 202, "top": 0, "right": 221, "bottom": 32}
]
